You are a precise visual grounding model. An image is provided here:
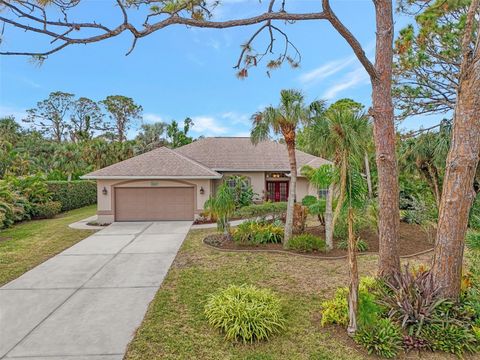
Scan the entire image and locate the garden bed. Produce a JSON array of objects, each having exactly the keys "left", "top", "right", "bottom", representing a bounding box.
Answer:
[{"left": 204, "top": 222, "right": 435, "bottom": 258}]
